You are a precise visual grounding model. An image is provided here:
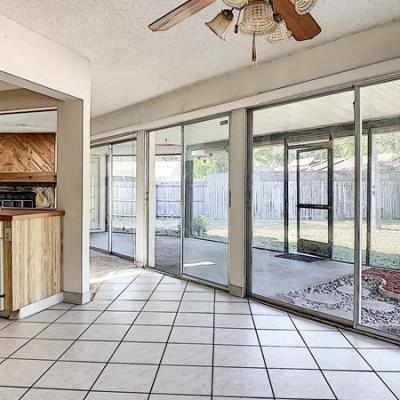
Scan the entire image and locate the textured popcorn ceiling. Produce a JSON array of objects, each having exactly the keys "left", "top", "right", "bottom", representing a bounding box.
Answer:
[{"left": 0, "top": 0, "right": 399, "bottom": 117}]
